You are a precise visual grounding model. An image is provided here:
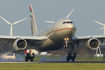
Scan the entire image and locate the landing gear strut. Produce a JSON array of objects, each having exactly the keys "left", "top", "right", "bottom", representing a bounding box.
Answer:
[
  {"left": 64, "top": 37, "right": 69, "bottom": 48},
  {"left": 25, "top": 49, "right": 35, "bottom": 62},
  {"left": 66, "top": 42, "right": 76, "bottom": 62}
]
